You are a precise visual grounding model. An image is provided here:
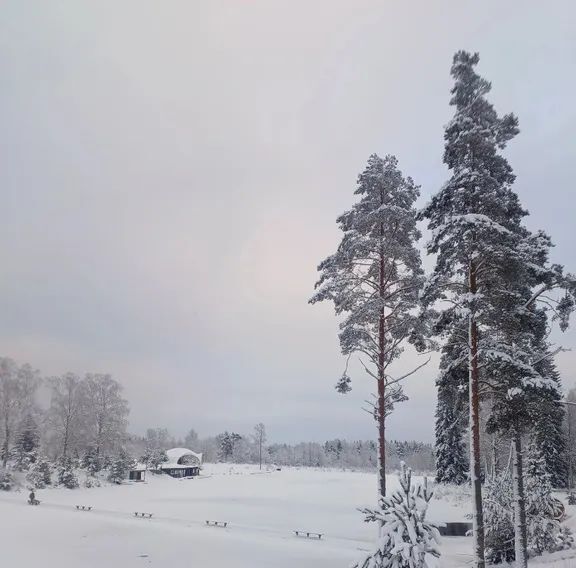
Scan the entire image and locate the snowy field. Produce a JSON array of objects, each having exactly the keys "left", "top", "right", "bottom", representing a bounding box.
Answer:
[{"left": 1, "top": 464, "right": 575, "bottom": 567}]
